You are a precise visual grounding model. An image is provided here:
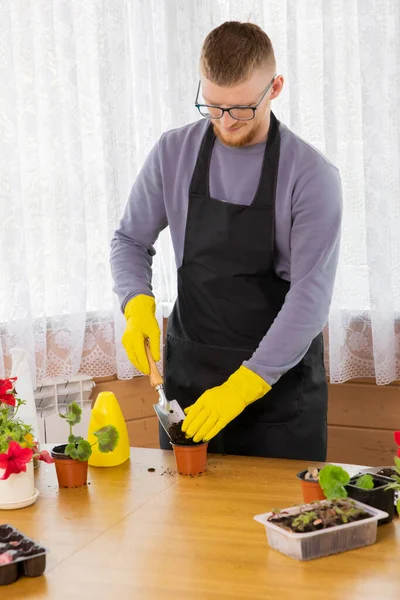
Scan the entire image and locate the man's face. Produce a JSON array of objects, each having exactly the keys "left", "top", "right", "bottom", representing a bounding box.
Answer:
[{"left": 200, "top": 67, "right": 281, "bottom": 147}]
